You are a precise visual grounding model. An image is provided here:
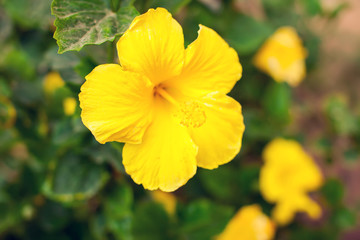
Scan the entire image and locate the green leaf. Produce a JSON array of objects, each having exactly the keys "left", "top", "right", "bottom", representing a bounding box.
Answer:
[
  {"left": 325, "top": 95, "right": 358, "bottom": 136},
  {"left": 225, "top": 15, "right": 272, "bottom": 55},
  {"left": 199, "top": 166, "right": 240, "bottom": 203},
  {"left": 36, "top": 201, "right": 71, "bottom": 232},
  {"left": 3, "top": 0, "right": 52, "bottom": 29},
  {"left": 328, "top": 3, "right": 348, "bottom": 19},
  {"left": 51, "top": 0, "right": 139, "bottom": 53},
  {"left": 104, "top": 184, "right": 133, "bottom": 240},
  {"left": 262, "top": 82, "right": 291, "bottom": 123},
  {"left": 150, "top": 0, "right": 192, "bottom": 13},
  {"left": 343, "top": 148, "right": 360, "bottom": 163},
  {"left": 43, "top": 154, "right": 109, "bottom": 203},
  {"left": 332, "top": 207, "right": 357, "bottom": 229},
  {"left": 0, "top": 9, "right": 12, "bottom": 45},
  {"left": 321, "top": 178, "right": 344, "bottom": 207},
  {"left": 179, "top": 200, "right": 233, "bottom": 240},
  {"left": 301, "top": 0, "right": 322, "bottom": 16},
  {"left": 132, "top": 202, "right": 177, "bottom": 240}
]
